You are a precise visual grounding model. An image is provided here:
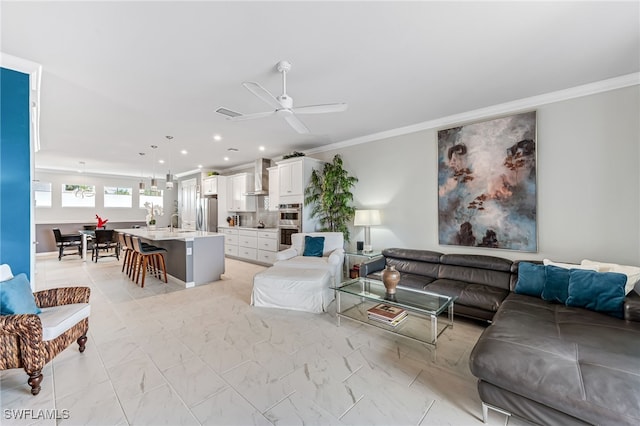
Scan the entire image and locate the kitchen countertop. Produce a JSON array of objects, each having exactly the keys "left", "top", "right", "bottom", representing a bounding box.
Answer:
[
  {"left": 218, "top": 226, "right": 278, "bottom": 230},
  {"left": 115, "top": 228, "right": 224, "bottom": 241}
]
